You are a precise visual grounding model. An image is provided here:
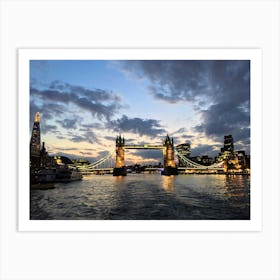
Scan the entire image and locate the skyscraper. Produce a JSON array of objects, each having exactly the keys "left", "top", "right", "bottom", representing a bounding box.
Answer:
[
  {"left": 30, "top": 112, "right": 41, "bottom": 168},
  {"left": 221, "top": 135, "right": 234, "bottom": 154}
]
